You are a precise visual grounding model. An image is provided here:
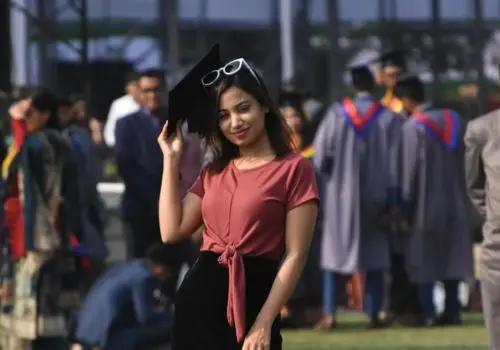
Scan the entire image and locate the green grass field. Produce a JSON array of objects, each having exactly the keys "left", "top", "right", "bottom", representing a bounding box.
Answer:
[{"left": 282, "top": 313, "right": 488, "bottom": 350}]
